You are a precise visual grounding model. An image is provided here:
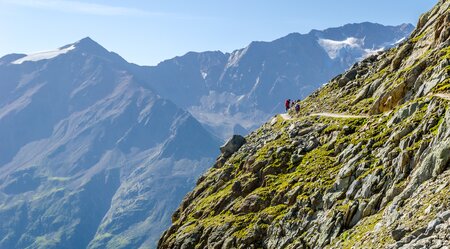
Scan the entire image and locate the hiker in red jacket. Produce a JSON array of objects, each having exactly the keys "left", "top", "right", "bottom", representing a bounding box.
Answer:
[{"left": 285, "top": 99, "right": 291, "bottom": 112}]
